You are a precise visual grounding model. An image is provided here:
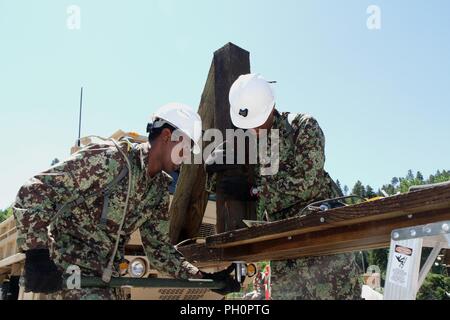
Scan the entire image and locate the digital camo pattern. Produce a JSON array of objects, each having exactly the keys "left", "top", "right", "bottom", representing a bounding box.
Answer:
[
  {"left": 48, "top": 287, "right": 125, "bottom": 300},
  {"left": 13, "top": 140, "right": 199, "bottom": 299},
  {"left": 256, "top": 110, "right": 362, "bottom": 300}
]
